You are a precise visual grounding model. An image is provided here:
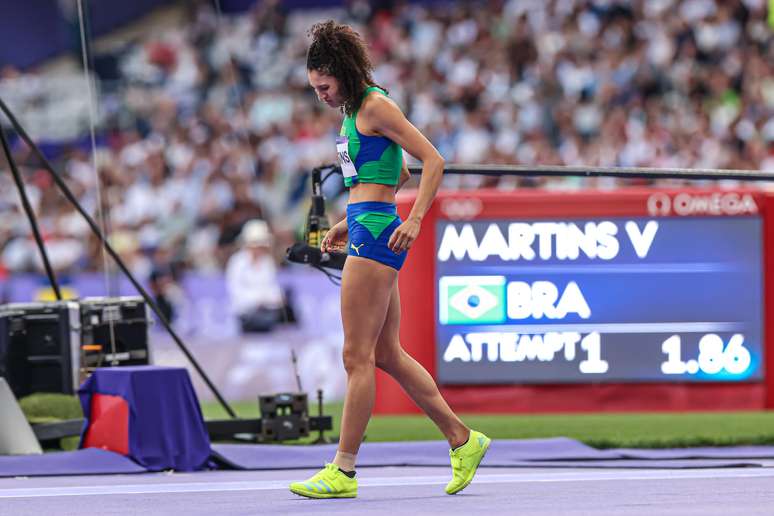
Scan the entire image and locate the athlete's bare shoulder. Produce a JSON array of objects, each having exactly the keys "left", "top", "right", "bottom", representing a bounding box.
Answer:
[
  {"left": 359, "top": 91, "right": 404, "bottom": 133},
  {"left": 361, "top": 90, "right": 401, "bottom": 117}
]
